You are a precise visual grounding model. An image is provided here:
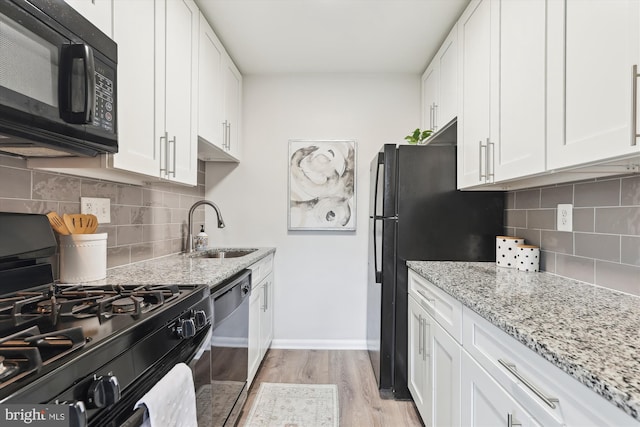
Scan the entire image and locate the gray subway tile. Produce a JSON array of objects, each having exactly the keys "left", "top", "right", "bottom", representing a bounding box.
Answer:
[
  {"left": 32, "top": 172, "right": 81, "bottom": 202},
  {"left": 0, "top": 199, "right": 57, "bottom": 214},
  {"left": 116, "top": 225, "right": 143, "bottom": 246},
  {"left": 574, "top": 233, "right": 620, "bottom": 262},
  {"left": 152, "top": 207, "right": 172, "bottom": 224},
  {"left": 131, "top": 207, "right": 152, "bottom": 225},
  {"left": 540, "top": 250, "right": 555, "bottom": 273},
  {"left": 573, "top": 208, "right": 594, "bottom": 232},
  {"left": 595, "top": 261, "right": 640, "bottom": 296},
  {"left": 505, "top": 210, "right": 526, "bottom": 228},
  {"left": 131, "top": 243, "right": 154, "bottom": 263},
  {"left": 541, "top": 185, "right": 573, "bottom": 208},
  {"left": 58, "top": 202, "right": 80, "bottom": 215},
  {"left": 556, "top": 254, "right": 595, "bottom": 283},
  {"left": 621, "top": 175, "right": 640, "bottom": 206},
  {"left": 513, "top": 228, "right": 541, "bottom": 247},
  {"left": 142, "top": 188, "right": 164, "bottom": 207},
  {"left": 164, "top": 191, "right": 180, "bottom": 208},
  {"left": 514, "top": 189, "right": 540, "bottom": 209},
  {"left": 143, "top": 224, "right": 166, "bottom": 243},
  {"left": 107, "top": 246, "right": 130, "bottom": 268},
  {"left": 505, "top": 192, "right": 516, "bottom": 210},
  {"left": 621, "top": 236, "right": 640, "bottom": 266},
  {"left": 595, "top": 207, "right": 640, "bottom": 235},
  {"left": 541, "top": 230, "right": 573, "bottom": 254},
  {"left": 503, "top": 227, "right": 515, "bottom": 236},
  {"left": 117, "top": 185, "right": 143, "bottom": 206},
  {"left": 0, "top": 166, "right": 31, "bottom": 198},
  {"left": 153, "top": 240, "right": 174, "bottom": 257},
  {"left": 111, "top": 205, "right": 132, "bottom": 226},
  {"left": 80, "top": 180, "right": 118, "bottom": 202},
  {"left": 575, "top": 179, "right": 620, "bottom": 207},
  {"left": 0, "top": 154, "right": 28, "bottom": 168},
  {"left": 527, "top": 209, "right": 555, "bottom": 230}
]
